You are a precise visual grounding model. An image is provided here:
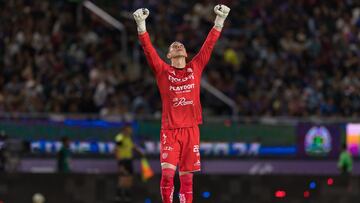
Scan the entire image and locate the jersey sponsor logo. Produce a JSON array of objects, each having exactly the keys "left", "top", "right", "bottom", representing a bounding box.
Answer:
[
  {"left": 168, "top": 73, "right": 194, "bottom": 83},
  {"left": 173, "top": 97, "right": 194, "bottom": 107},
  {"left": 169, "top": 83, "right": 195, "bottom": 94},
  {"left": 187, "top": 68, "right": 193, "bottom": 73}
]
